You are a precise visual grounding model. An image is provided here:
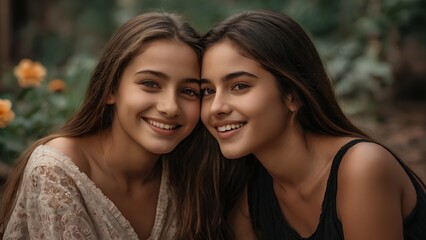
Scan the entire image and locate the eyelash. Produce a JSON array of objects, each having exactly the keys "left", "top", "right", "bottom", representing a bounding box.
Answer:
[
  {"left": 181, "top": 88, "right": 200, "bottom": 97},
  {"left": 140, "top": 80, "right": 199, "bottom": 98},
  {"left": 140, "top": 80, "right": 159, "bottom": 88},
  {"left": 202, "top": 82, "right": 250, "bottom": 97},
  {"left": 231, "top": 83, "right": 250, "bottom": 91},
  {"left": 201, "top": 88, "right": 215, "bottom": 97}
]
